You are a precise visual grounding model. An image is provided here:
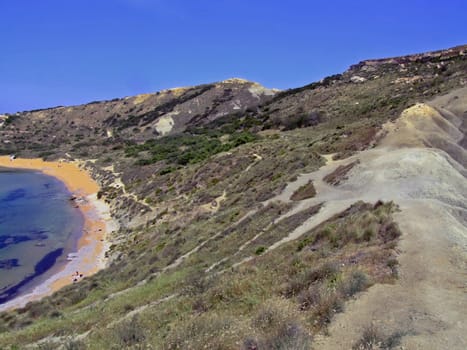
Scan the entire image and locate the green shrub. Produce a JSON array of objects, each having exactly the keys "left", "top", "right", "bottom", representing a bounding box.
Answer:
[
  {"left": 35, "top": 342, "right": 57, "bottom": 350},
  {"left": 361, "top": 227, "right": 375, "bottom": 242},
  {"left": 353, "top": 324, "right": 404, "bottom": 349},
  {"left": 63, "top": 338, "right": 87, "bottom": 350},
  {"left": 339, "top": 271, "right": 369, "bottom": 297},
  {"left": 283, "top": 263, "right": 339, "bottom": 298},
  {"left": 253, "top": 301, "right": 290, "bottom": 332},
  {"left": 126, "top": 131, "right": 258, "bottom": 166},
  {"left": 378, "top": 221, "right": 401, "bottom": 243},
  {"left": 290, "top": 181, "right": 316, "bottom": 201},
  {"left": 229, "top": 131, "right": 257, "bottom": 147},
  {"left": 353, "top": 324, "right": 381, "bottom": 350},
  {"left": 249, "top": 299, "right": 312, "bottom": 349},
  {"left": 165, "top": 313, "right": 240, "bottom": 350},
  {"left": 312, "top": 291, "right": 343, "bottom": 328},
  {"left": 113, "top": 316, "right": 146, "bottom": 347},
  {"left": 182, "top": 272, "right": 213, "bottom": 296},
  {"left": 159, "top": 166, "right": 176, "bottom": 175},
  {"left": 297, "top": 285, "right": 321, "bottom": 311},
  {"left": 257, "top": 322, "right": 312, "bottom": 350}
]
